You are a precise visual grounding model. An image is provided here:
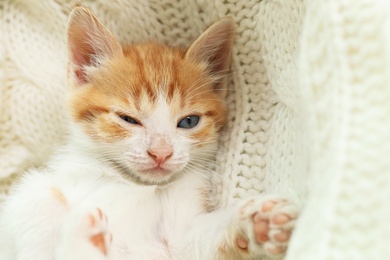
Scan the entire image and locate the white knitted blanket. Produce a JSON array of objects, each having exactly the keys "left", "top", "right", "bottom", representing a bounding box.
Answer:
[{"left": 1, "top": 0, "right": 390, "bottom": 259}]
